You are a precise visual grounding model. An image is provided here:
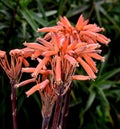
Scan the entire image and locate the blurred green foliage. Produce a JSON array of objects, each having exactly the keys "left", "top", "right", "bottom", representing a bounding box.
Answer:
[{"left": 0, "top": 0, "right": 120, "bottom": 129}]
